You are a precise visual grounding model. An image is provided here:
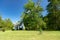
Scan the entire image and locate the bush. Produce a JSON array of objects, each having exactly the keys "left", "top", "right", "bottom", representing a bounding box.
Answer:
[{"left": 2, "top": 29, "right": 5, "bottom": 32}]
